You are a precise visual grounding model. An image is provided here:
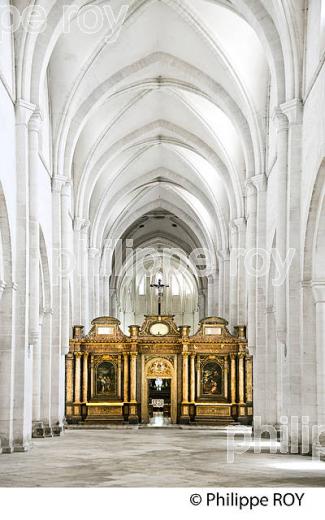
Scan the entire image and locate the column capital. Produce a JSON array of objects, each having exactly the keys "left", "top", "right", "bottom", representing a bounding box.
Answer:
[
  {"left": 246, "top": 177, "right": 257, "bottom": 197},
  {"left": 280, "top": 98, "right": 303, "bottom": 125},
  {"left": 15, "top": 99, "right": 36, "bottom": 126},
  {"left": 28, "top": 108, "right": 43, "bottom": 133},
  {"left": 51, "top": 176, "right": 66, "bottom": 193},
  {"left": 61, "top": 180, "right": 72, "bottom": 197},
  {"left": 312, "top": 281, "right": 325, "bottom": 304},
  {"left": 74, "top": 217, "right": 89, "bottom": 232},
  {"left": 272, "top": 107, "right": 289, "bottom": 132},
  {"left": 249, "top": 173, "right": 267, "bottom": 193},
  {"left": 42, "top": 306, "right": 53, "bottom": 316},
  {"left": 217, "top": 248, "right": 230, "bottom": 261},
  {"left": 88, "top": 246, "right": 100, "bottom": 258}
]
